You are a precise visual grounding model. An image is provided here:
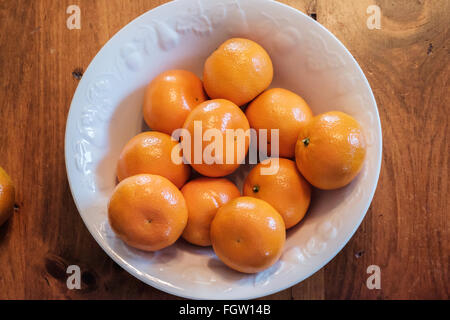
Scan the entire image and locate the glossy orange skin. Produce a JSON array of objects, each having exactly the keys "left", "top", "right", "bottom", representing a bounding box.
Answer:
[
  {"left": 203, "top": 38, "right": 273, "bottom": 106},
  {"left": 181, "top": 178, "right": 241, "bottom": 246},
  {"left": 210, "top": 197, "right": 286, "bottom": 273},
  {"left": 108, "top": 174, "right": 188, "bottom": 252},
  {"left": 295, "top": 111, "right": 367, "bottom": 190},
  {"left": 246, "top": 88, "right": 313, "bottom": 158},
  {"left": 143, "top": 70, "right": 207, "bottom": 135},
  {"left": 182, "top": 99, "right": 250, "bottom": 177},
  {"left": 117, "top": 131, "right": 190, "bottom": 188},
  {"left": 0, "top": 167, "right": 15, "bottom": 226},
  {"left": 243, "top": 158, "right": 311, "bottom": 229}
]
